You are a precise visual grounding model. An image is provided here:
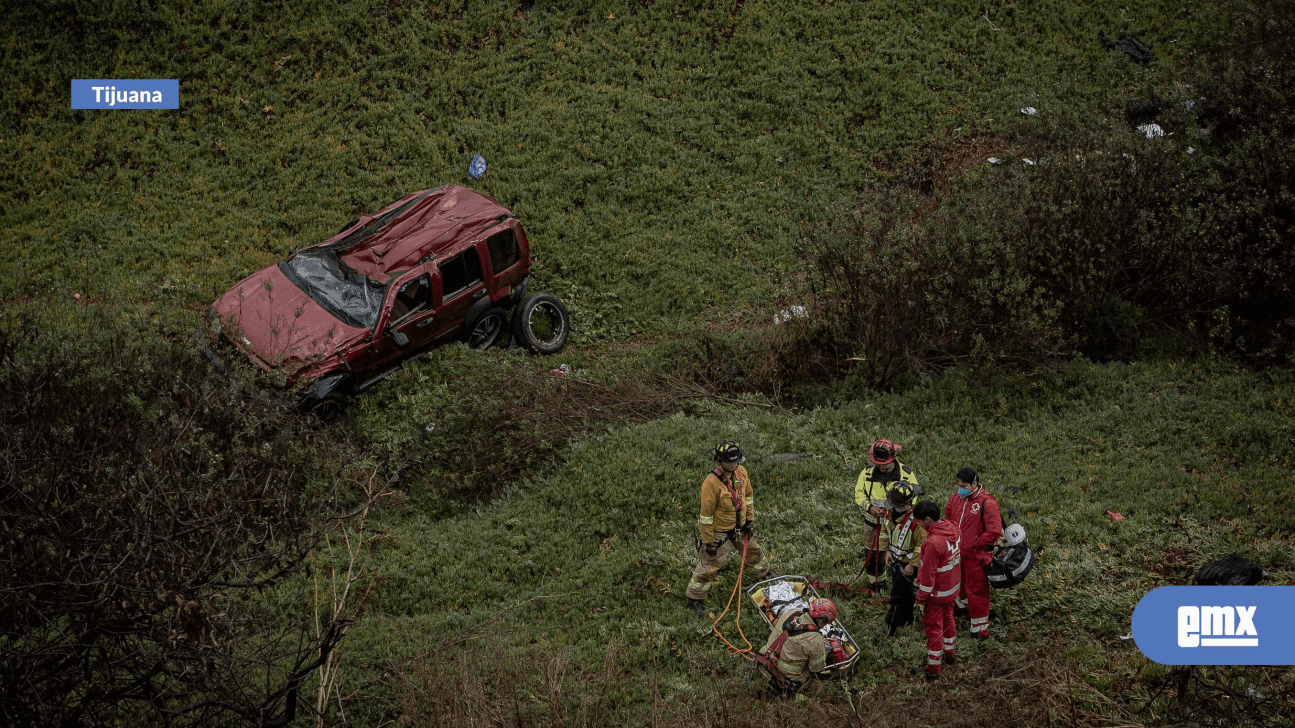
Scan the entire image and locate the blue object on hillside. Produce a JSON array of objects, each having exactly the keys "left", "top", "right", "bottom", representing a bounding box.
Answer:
[{"left": 468, "top": 154, "right": 487, "bottom": 180}]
